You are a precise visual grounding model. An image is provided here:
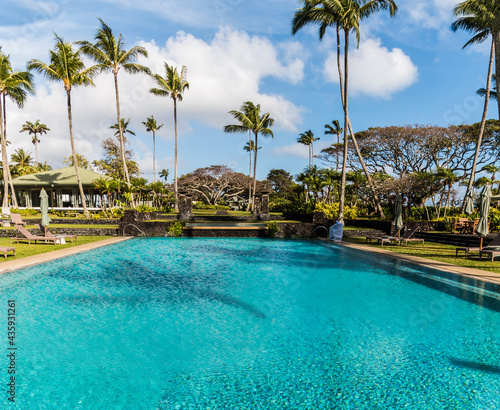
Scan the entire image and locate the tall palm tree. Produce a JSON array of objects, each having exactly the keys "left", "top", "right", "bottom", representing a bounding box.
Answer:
[
  {"left": 19, "top": 120, "right": 50, "bottom": 167},
  {"left": 477, "top": 75, "right": 497, "bottom": 100},
  {"left": 159, "top": 168, "right": 169, "bottom": 183},
  {"left": 77, "top": 18, "right": 150, "bottom": 188},
  {"left": 224, "top": 101, "right": 274, "bottom": 209},
  {"left": 149, "top": 63, "right": 189, "bottom": 212},
  {"left": 452, "top": 0, "right": 498, "bottom": 212},
  {"left": 292, "top": 0, "right": 396, "bottom": 221},
  {"left": 28, "top": 34, "right": 99, "bottom": 218},
  {"left": 110, "top": 118, "right": 135, "bottom": 137},
  {"left": 436, "top": 167, "right": 460, "bottom": 218},
  {"left": 297, "top": 130, "right": 319, "bottom": 167},
  {"left": 243, "top": 139, "right": 262, "bottom": 209},
  {"left": 324, "top": 120, "right": 343, "bottom": 171},
  {"left": 0, "top": 50, "right": 35, "bottom": 208},
  {"left": 142, "top": 116, "right": 163, "bottom": 182}
]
